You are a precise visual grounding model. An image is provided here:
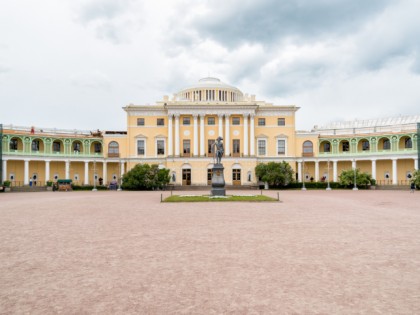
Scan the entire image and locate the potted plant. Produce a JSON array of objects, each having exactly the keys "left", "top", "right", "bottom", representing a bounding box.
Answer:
[
  {"left": 46, "top": 181, "right": 53, "bottom": 191},
  {"left": 3, "top": 180, "right": 11, "bottom": 192}
]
